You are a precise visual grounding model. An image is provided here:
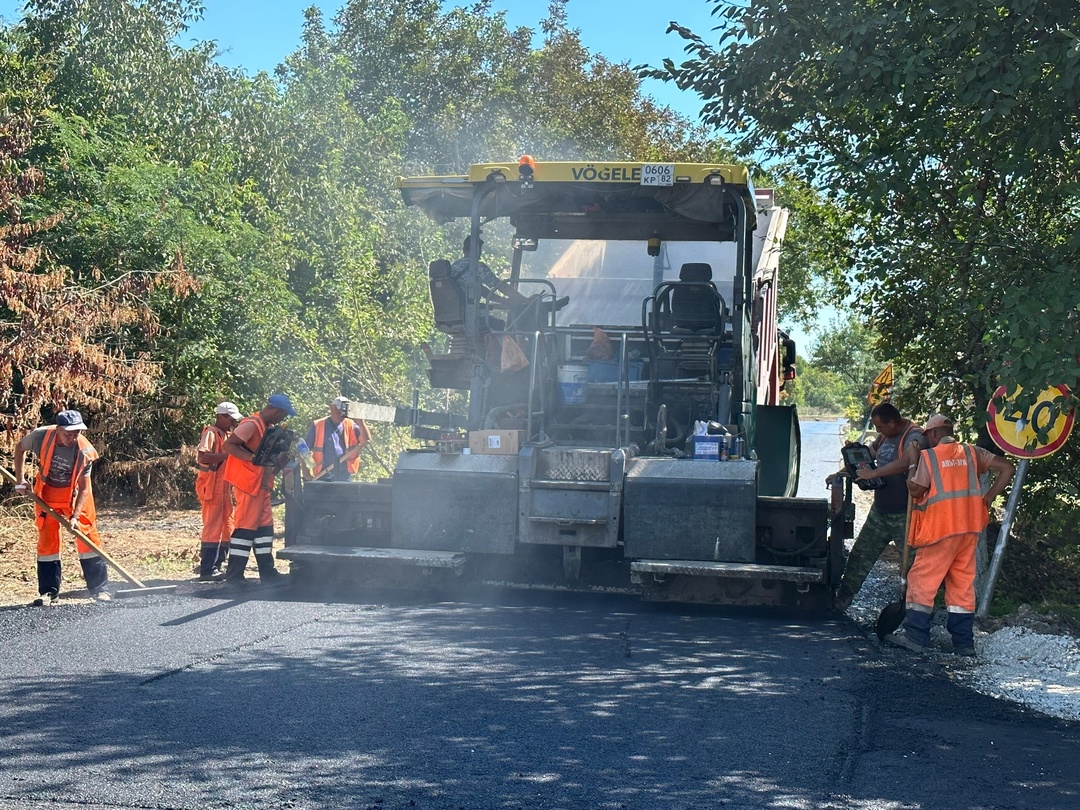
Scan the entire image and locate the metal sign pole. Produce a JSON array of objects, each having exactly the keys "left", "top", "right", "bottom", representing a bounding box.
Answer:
[{"left": 976, "top": 457, "right": 1029, "bottom": 618}]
